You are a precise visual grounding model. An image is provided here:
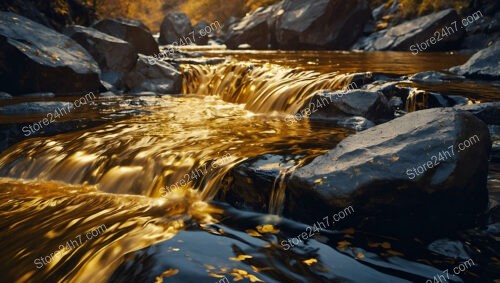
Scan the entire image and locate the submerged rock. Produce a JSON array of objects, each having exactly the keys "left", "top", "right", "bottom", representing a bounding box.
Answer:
[
  {"left": 64, "top": 25, "right": 138, "bottom": 87},
  {"left": 125, "top": 54, "right": 181, "bottom": 94},
  {"left": 287, "top": 108, "right": 491, "bottom": 234},
  {"left": 0, "top": 102, "right": 74, "bottom": 115},
  {"left": 275, "top": 0, "right": 370, "bottom": 49},
  {"left": 93, "top": 18, "right": 159, "bottom": 56},
  {"left": 450, "top": 41, "right": 500, "bottom": 80},
  {"left": 0, "top": 12, "right": 101, "bottom": 95},
  {"left": 159, "top": 13, "right": 193, "bottom": 45},
  {"left": 355, "top": 9, "right": 464, "bottom": 51},
  {"left": 337, "top": 116, "right": 375, "bottom": 131}
]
